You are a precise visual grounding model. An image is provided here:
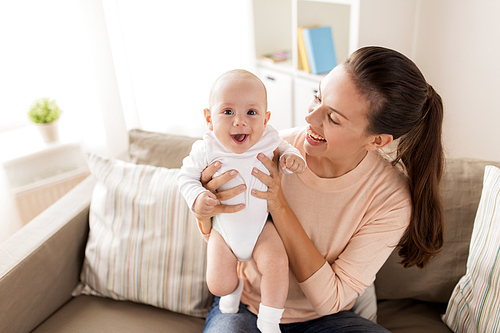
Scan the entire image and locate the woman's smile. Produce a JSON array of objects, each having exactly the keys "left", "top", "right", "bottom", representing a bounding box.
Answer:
[{"left": 306, "top": 127, "right": 327, "bottom": 145}]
